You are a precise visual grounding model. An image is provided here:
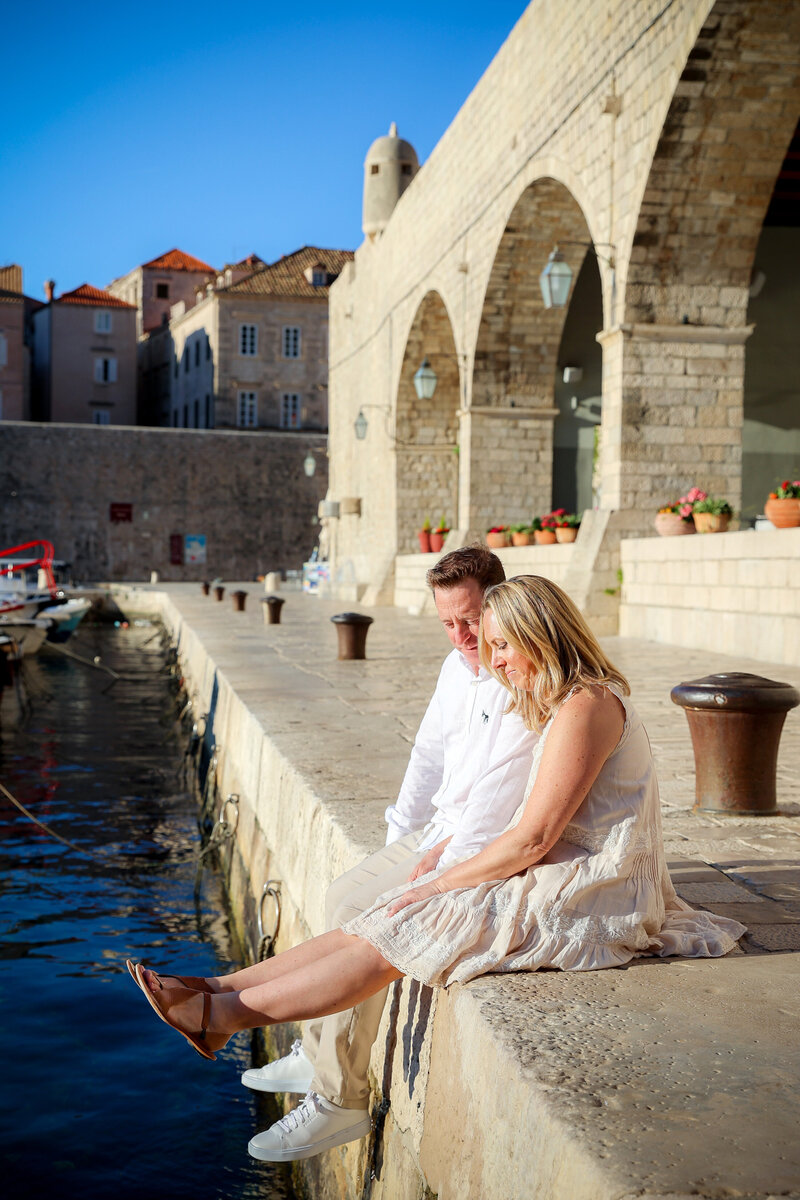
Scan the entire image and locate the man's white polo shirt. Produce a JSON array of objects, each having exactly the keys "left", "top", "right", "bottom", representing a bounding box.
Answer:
[{"left": 384, "top": 649, "right": 538, "bottom": 869}]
